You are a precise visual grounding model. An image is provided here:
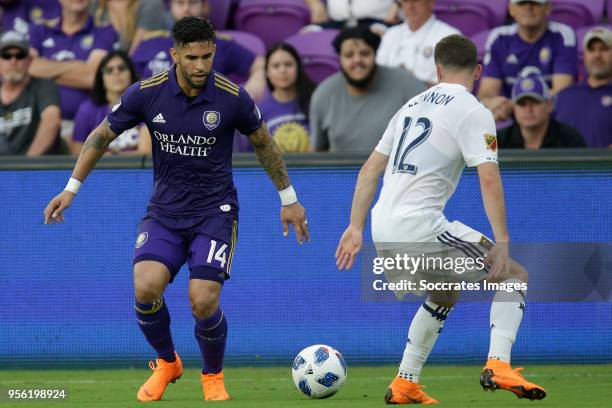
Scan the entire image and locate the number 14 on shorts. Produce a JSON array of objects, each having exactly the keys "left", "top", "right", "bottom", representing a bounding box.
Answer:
[{"left": 207, "top": 240, "right": 228, "bottom": 268}]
